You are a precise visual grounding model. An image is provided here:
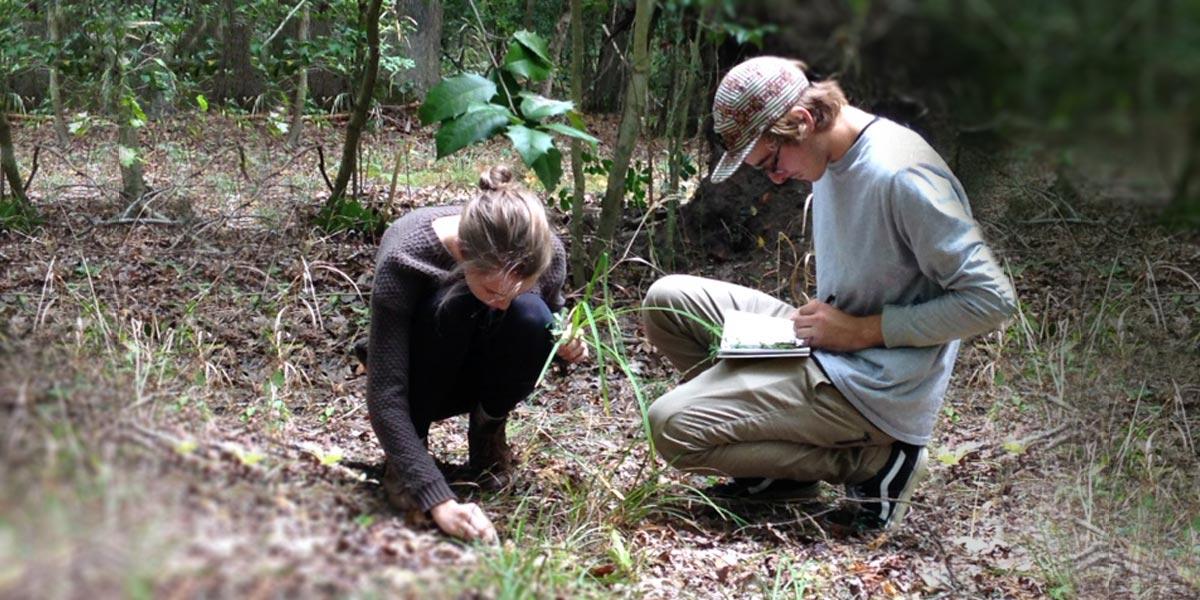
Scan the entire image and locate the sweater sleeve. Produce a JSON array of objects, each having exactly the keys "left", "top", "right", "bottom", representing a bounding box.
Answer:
[
  {"left": 880, "top": 166, "right": 1017, "bottom": 347},
  {"left": 366, "top": 260, "right": 455, "bottom": 512},
  {"left": 535, "top": 236, "right": 568, "bottom": 312}
]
